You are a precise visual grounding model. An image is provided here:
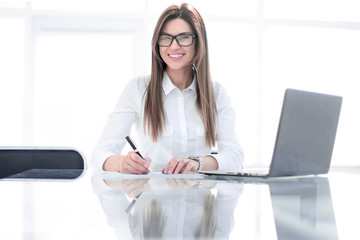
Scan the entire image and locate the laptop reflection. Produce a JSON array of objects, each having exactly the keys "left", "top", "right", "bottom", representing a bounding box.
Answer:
[{"left": 268, "top": 177, "right": 338, "bottom": 240}]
